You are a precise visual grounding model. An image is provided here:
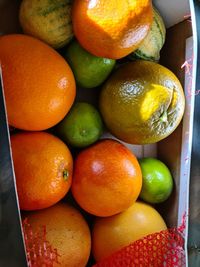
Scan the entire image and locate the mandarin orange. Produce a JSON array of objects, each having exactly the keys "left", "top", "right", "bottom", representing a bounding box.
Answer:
[
  {"left": 0, "top": 34, "right": 76, "bottom": 131},
  {"left": 71, "top": 139, "right": 142, "bottom": 217},
  {"left": 72, "top": 0, "right": 153, "bottom": 59},
  {"left": 11, "top": 132, "right": 73, "bottom": 211}
]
